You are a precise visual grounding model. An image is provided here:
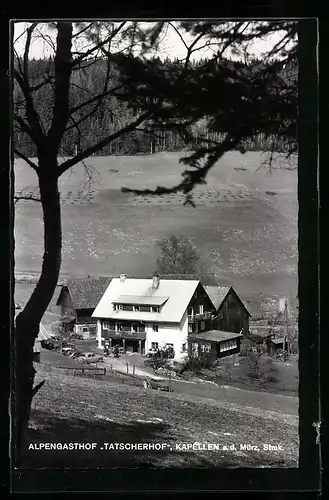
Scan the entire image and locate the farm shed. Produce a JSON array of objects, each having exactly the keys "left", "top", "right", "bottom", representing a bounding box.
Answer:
[
  {"left": 56, "top": 276, "right": 112, "bottom": 337},
  {"left": 266, "top": 337, "right": 285, "bottom": 356},
  {"left": 247, "top": 332, "right": 274, "bottom": 353},
  {"left": 205, "top": 286, "right": 251, "bottom": 335},
  {"left": 189, "top": 329, "right": 243, "bottom": 361}
]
